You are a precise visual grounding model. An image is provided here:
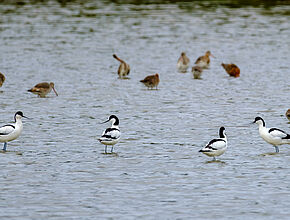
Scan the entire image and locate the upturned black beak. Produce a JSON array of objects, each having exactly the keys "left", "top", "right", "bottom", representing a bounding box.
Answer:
[
  {"left": 100, "top": 119, "right": 110, "bottom": 124},
  {"left": 23, "top": 115, "right": 30, "bottom": 119}
]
